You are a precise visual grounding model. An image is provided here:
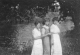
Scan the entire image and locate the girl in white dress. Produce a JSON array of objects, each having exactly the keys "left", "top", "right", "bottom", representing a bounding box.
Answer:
[
  {"left": 31, "top": 21, "right": 51, "bottom": 55},
  {"left": 50, "top": 20, "right": 62, "bottom": 55}
]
